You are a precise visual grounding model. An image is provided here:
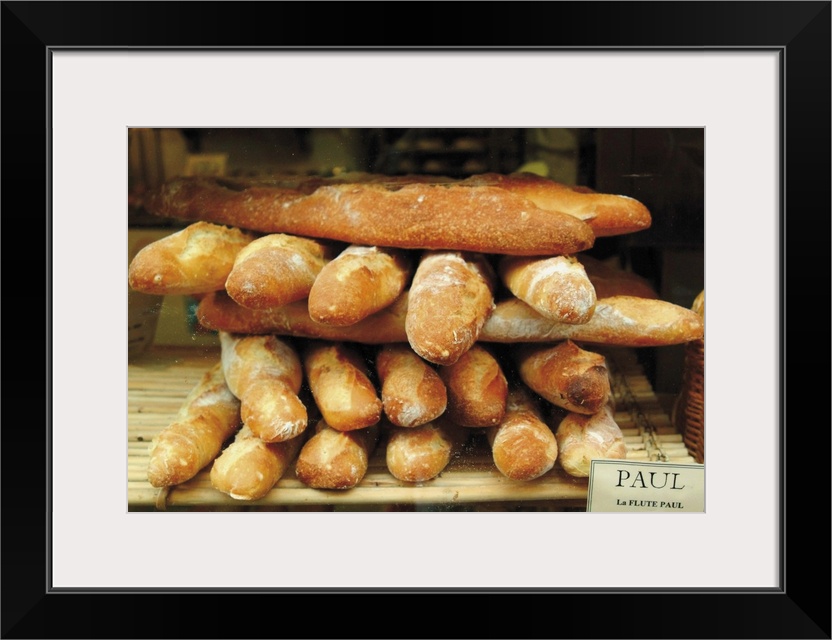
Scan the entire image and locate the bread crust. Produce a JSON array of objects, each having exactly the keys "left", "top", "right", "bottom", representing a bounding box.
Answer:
[
  {"left": 385, "top": 417, "right": 465, "bottom": 483},
  {"left": 128, "top": 221, "right": 257, "bottom": 295},
  {"left": 486, "top": 386, "right": 558, "bottom": 481},
  {"left": 438, "top": 344, "right": 508, "bottom": 427},
  {"left": 375, "top": 344, "right": 447, "bottom": 427},
  {"left": 517, "top": 340, "right": 611, "bottom": 415},
  {"left": 295, "top": 420, "right": 380, "bottom": 489},
  {"left": 144, "top": 175, "right": 595, "bottom": 256},
  {"left": 554, "top": 404, "right": 627, "bottom": 477},
  {"left": 303, "top": 341, "right": 383, "bottom": 432},
  {"left": 405, "top": 251, "right": 496, "bottom": 366},
  {"left": 224, "top": 233, "right": 336, "bottom": 309},
  {"left": 499, "top": 254, "right": 596, "bottom": 324},
  {"left": 219, "top": 332, "right": 307, "bottom": 442},
  {"left": 308, "top": 245, "right": 412, "bottom": 326},
  {"left": 146, "top": 363, "right": 242, "bottom": 488}
]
